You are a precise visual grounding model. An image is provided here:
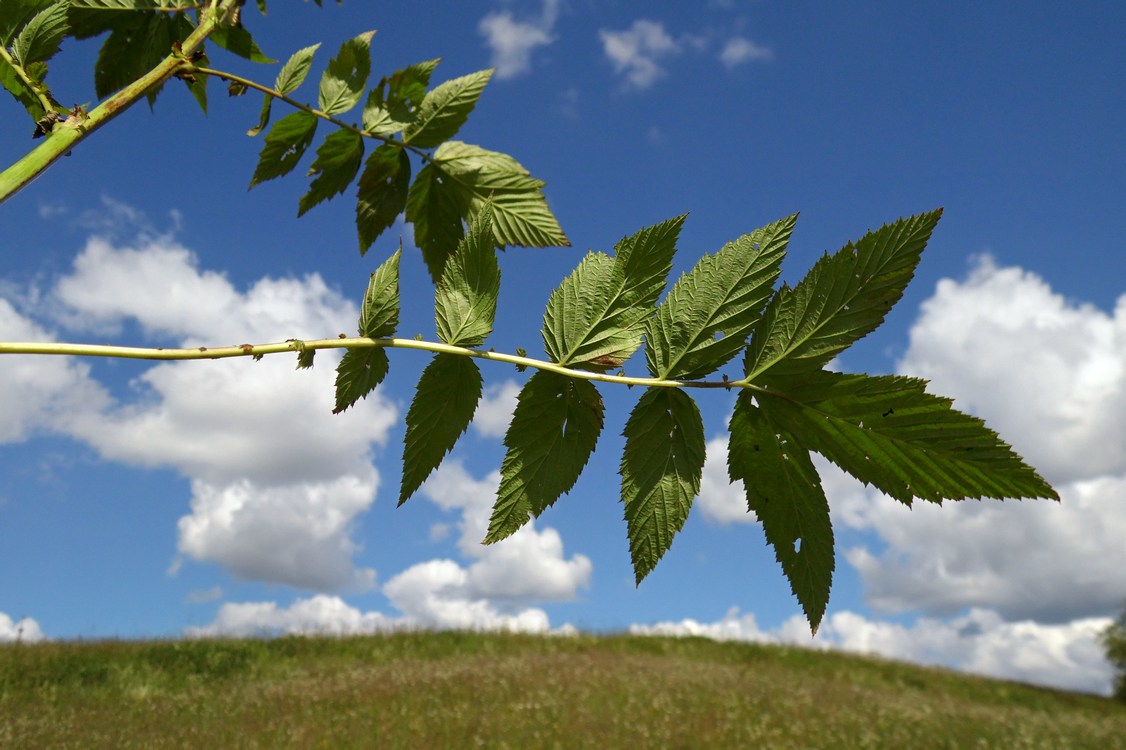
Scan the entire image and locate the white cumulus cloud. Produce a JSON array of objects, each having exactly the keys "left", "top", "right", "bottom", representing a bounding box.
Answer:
[
  {"left": 838, "top": 448, "right": 1126, "bottom": 624},
  {"left": 177, "top": 473, "right": 380, "bottom": 590},
  {"left": 188, "top": 456, "right": 593, "bottom": 637},
  {"left": 697, "top": 435, "right": 753, "bottom": 524},
  {"left": 719, "top": 36, "right": 773, "bottom": 67},
  {"left": 600, "top": 20, "right": 680, "bottom": 89},
  {"left": 45, "top": 231, "right": 397, "bottom": 590},
  {"left": 0, "top": 612, "right": 46, "bottom": 642},
  {"left": 472, "top": 378, "right": 520, "bottom": 438},
  {"left": 479, "top": 0, "right": 560, "bottom": 79},
  {"left": 898, "top": 256, "right": 1126, "bottom": 483}
]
